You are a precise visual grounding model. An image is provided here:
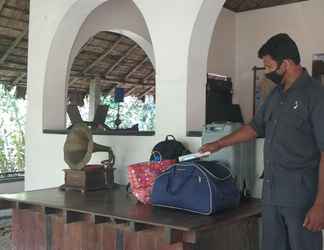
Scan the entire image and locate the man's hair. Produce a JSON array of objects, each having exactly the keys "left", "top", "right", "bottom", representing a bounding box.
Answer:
[{"left": 258, "top": 33, "right": 301, "bottom": 65}]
